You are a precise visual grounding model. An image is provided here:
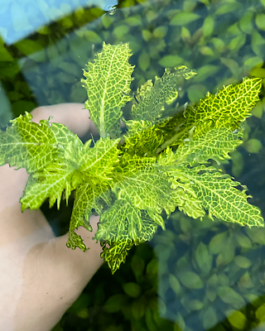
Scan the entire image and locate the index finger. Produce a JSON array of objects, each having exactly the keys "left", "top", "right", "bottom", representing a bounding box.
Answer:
[{"left": 31, "top": 103, "right": 99, "bottom": 138}]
